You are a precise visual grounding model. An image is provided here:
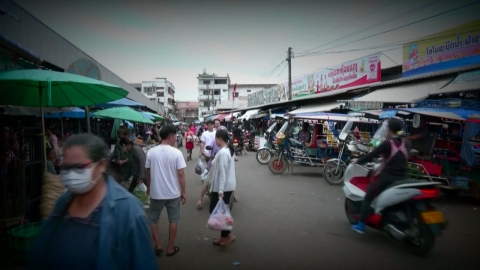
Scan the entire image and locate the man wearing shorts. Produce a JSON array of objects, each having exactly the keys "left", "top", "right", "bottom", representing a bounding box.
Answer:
[{"left": 146, "top": 125, "right": 186, "bottom": 257}]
